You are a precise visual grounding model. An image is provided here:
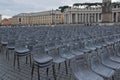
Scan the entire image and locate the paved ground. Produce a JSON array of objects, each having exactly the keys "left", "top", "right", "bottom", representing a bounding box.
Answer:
[
  {"left": 0, "top": 48, "right": 75, "bottom": 80},
  {"left": 1, "top": 48, "right": 120, "bottom": 80}
]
